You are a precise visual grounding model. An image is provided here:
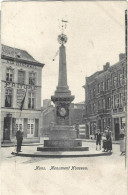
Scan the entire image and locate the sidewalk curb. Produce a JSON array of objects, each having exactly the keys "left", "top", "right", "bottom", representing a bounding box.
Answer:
[
  {"left": 1, "top": 143, "right": 42, "bottom": 147},
  {"left": 11, "top": 151, "right": 112, "bottom": 158},
  {"left": 82, "top": 140, "right": 120, "bottom": 144}
]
